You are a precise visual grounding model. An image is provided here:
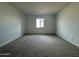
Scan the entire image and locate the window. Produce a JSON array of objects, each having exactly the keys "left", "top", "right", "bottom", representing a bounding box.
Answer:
[{"left": 36, "top": 18, "right": 44, "bottom": 28}]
